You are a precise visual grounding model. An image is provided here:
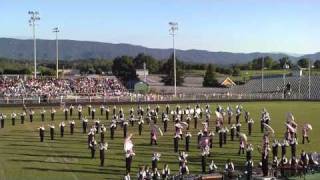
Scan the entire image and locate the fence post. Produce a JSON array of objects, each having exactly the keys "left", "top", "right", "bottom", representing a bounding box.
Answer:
[{"left": 38, "top": 96, "right": 41, "bottom": 104}]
